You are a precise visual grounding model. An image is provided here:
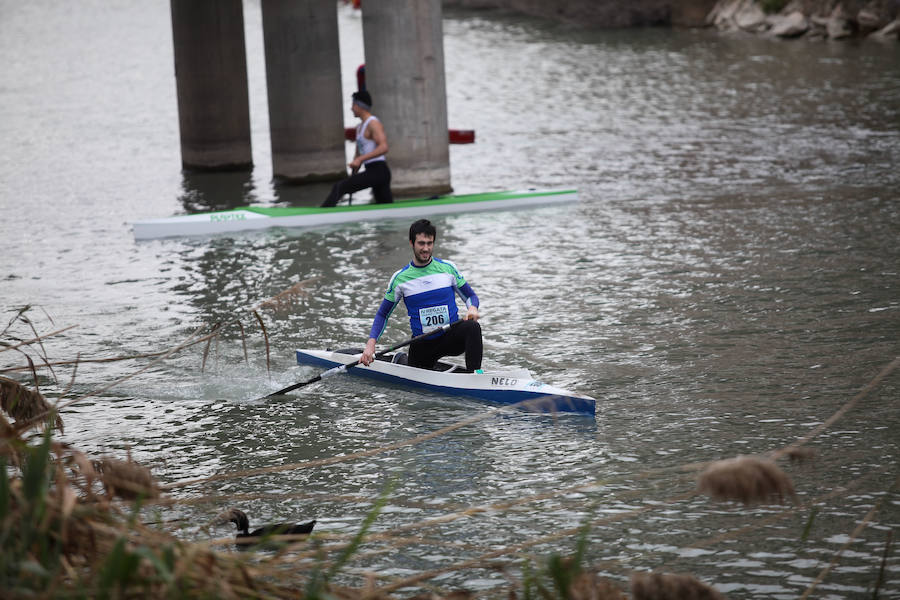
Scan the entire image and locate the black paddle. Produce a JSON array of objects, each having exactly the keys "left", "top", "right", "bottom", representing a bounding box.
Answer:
[{"left": 259, "top": 319, "right": 464, "bottom": 399}]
